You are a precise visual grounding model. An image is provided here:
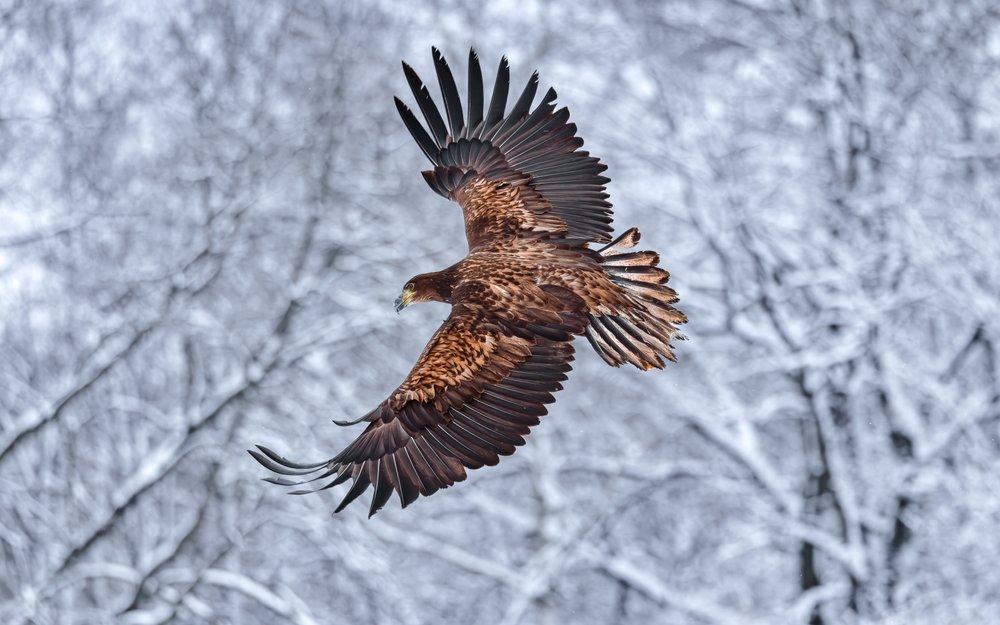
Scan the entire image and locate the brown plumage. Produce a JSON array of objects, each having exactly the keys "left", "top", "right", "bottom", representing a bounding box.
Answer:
[{"left": 250, "top": 48, "right": 686, "bottom": 516}]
